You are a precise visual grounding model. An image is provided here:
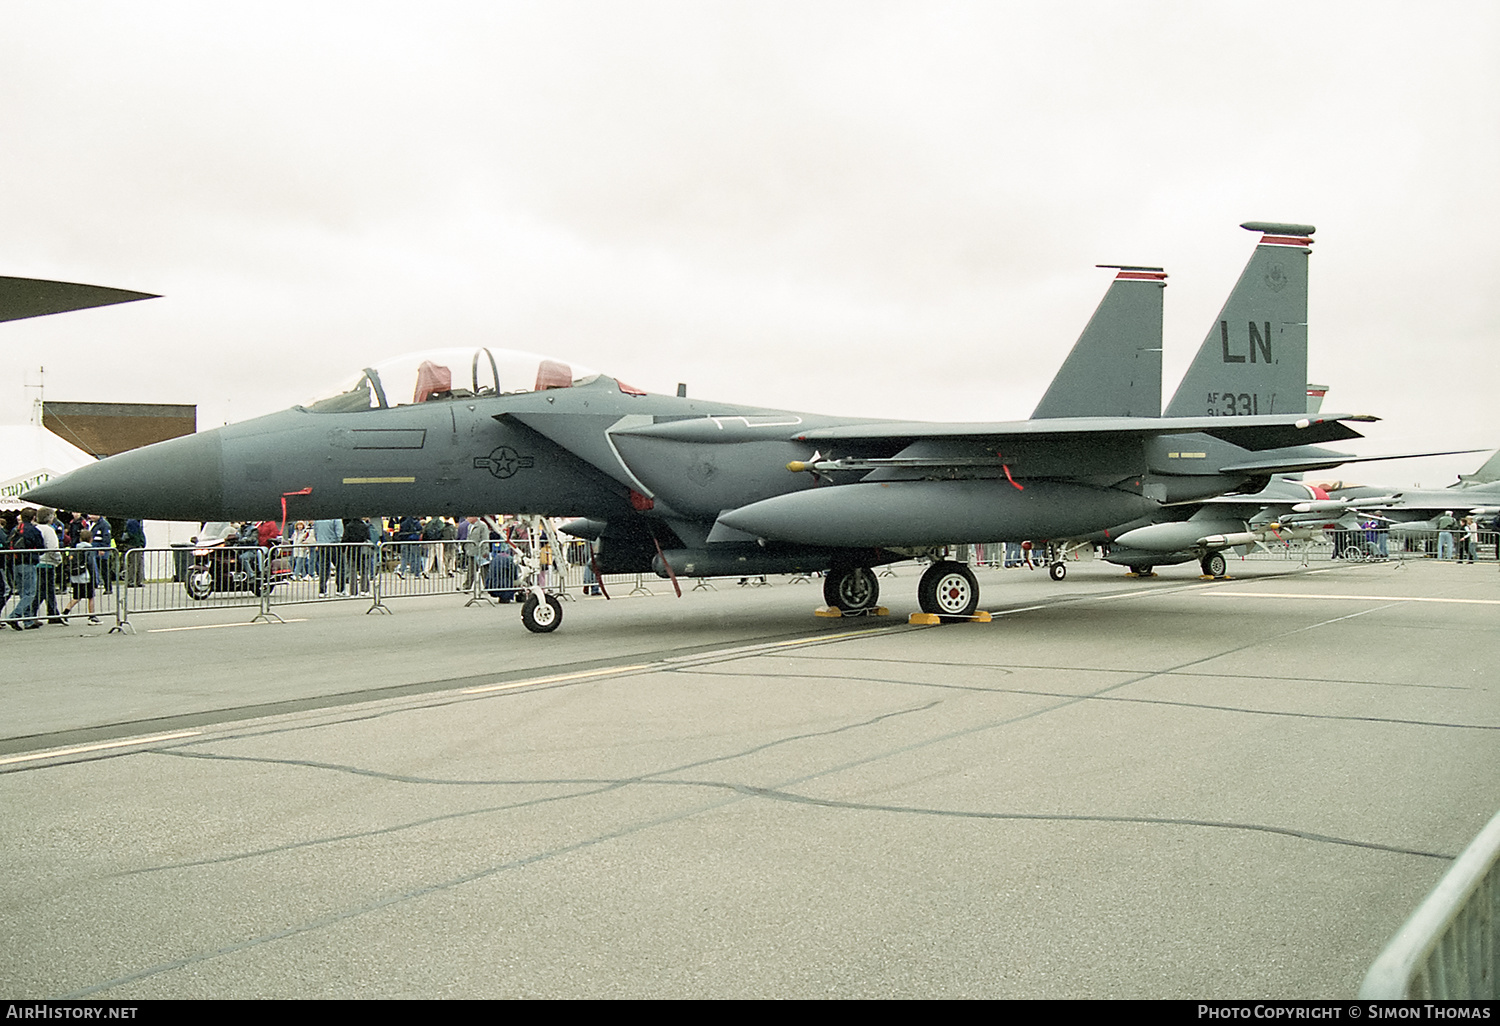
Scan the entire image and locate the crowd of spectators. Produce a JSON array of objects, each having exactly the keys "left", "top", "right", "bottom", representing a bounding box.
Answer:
[
  {"left": 0, "top": 507, "right": 136, "bottom": 629},
  {"left": 6, "top": 504, "right": 687, "bottom": 625},
  {"left": 185, "top": 513, "right": 548, "bottom": 599},
  {"left": 1, "top": 509, "right": 571, "bottom": 626}
]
